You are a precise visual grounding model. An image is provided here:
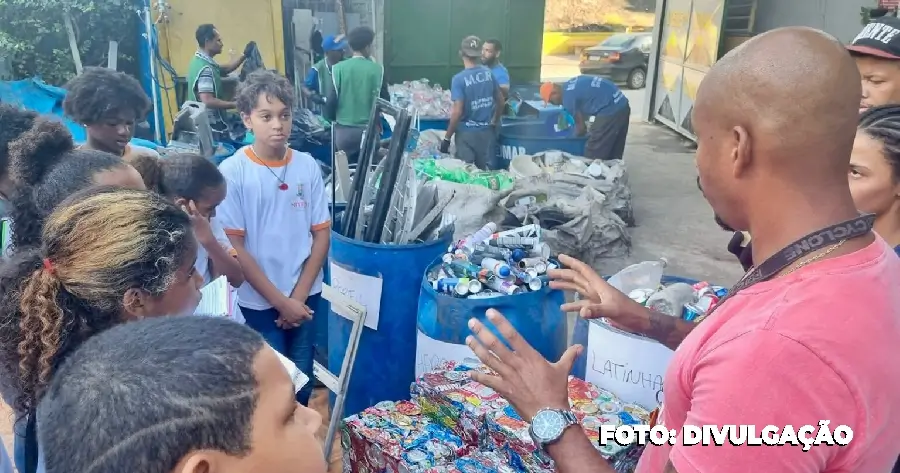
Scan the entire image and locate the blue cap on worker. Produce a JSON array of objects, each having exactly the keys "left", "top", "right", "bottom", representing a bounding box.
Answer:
[{"left": 322, "top": 34, "right": 347, "bottom": 51}]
